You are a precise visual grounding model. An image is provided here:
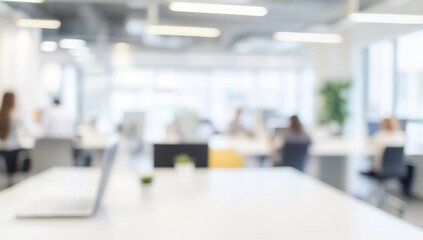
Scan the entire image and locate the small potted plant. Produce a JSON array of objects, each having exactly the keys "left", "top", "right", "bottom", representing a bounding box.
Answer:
[
  {"left": 140, "top": 175, "right": 154, "bottom": 185},
  {"left": 174, "top": 153, "right": 195, "bottom": 174}
]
